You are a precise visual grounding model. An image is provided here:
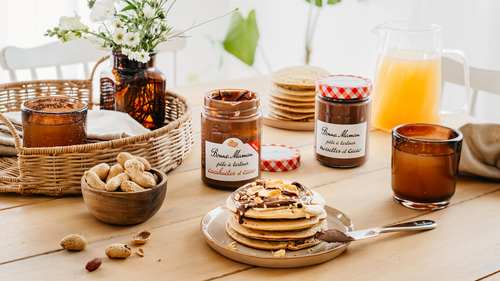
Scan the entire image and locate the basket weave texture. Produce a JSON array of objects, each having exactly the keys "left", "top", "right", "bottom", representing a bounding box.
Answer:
[{"left": 0, "top": 57, "right": 194, "bottom": 196}]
